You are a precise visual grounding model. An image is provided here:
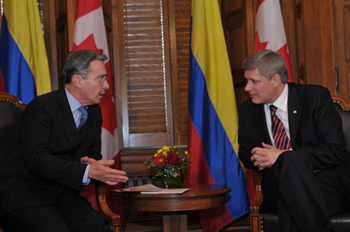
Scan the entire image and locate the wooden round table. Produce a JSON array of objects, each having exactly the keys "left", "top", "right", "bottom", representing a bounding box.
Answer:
[{"left": 116, "top": 184, "right": 231, "bottom": 232}]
